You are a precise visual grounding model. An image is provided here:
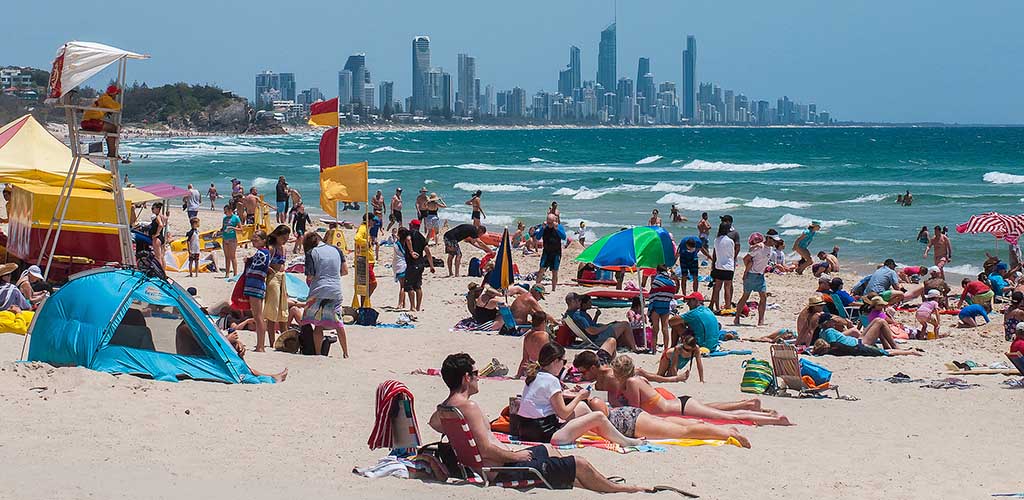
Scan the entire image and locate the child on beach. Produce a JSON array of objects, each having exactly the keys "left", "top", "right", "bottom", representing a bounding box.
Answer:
[
  {"left": 626, "top": 296, "right": 645, "bottom": 346},
  {"left": 208, "top": 183, "right": 219, "bottom": 210},
  {"left": 655, "top": 334, "right": 704, "bottom": 382},
  {"left": 957, "top": 303, "right": 990, "bottom": 328},
  {"left": 186, "top": 217, "right": 200, "bottom": 277},
  {"left": 916, "top": 289, "right": 943, "bottom": 338}
]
